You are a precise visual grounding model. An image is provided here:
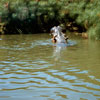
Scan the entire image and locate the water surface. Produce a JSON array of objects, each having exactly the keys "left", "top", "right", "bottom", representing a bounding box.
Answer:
[{"left": 0, "top": 34, "right": 100, "bottom": 100}]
